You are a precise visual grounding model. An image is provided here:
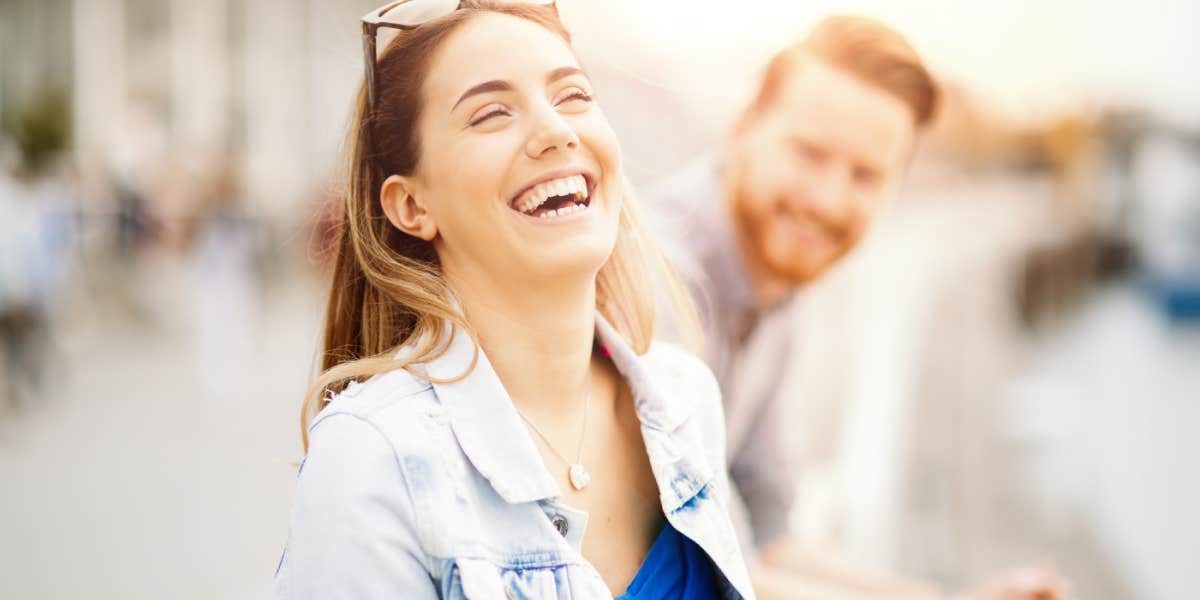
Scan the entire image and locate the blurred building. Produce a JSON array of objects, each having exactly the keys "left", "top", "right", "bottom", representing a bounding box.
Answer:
[{"left": 2, "top": 0, "right": 386, "bottom": 220}]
